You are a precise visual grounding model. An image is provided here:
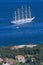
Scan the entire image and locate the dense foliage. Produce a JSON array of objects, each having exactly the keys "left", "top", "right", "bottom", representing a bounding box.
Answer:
[
  {"left": 0, "top": 44, "right": 43, "bottom": 65},
  {"left": 0, "top": 45, "right": 40, "bottom": 58}
]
